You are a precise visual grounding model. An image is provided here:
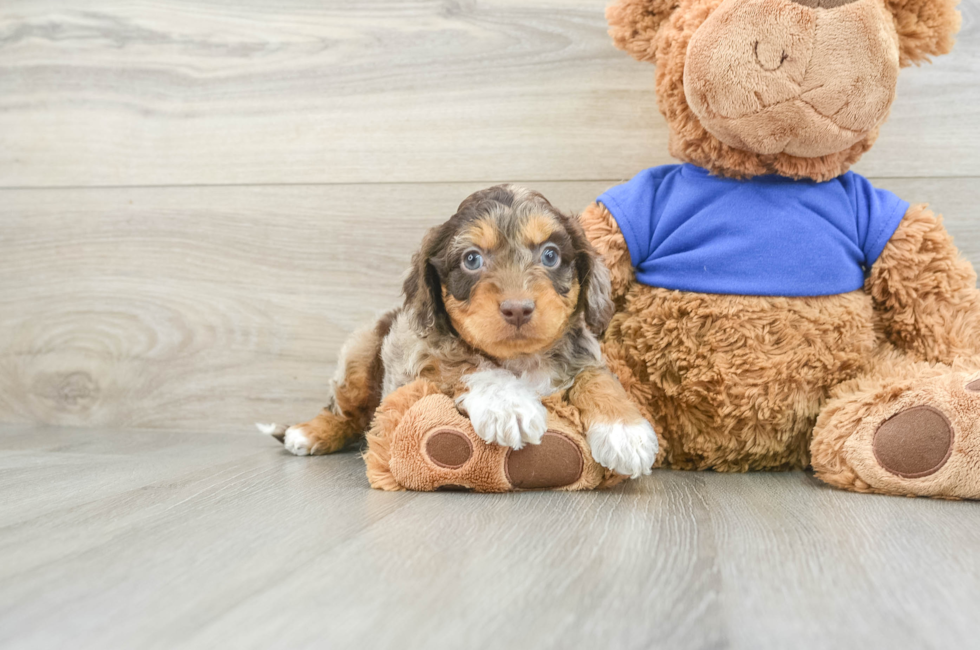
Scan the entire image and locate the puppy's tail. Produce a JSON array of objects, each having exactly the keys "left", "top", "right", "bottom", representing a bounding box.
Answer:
[{"left": 255, "top": 422, "right": 287, "bottom": 442}]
